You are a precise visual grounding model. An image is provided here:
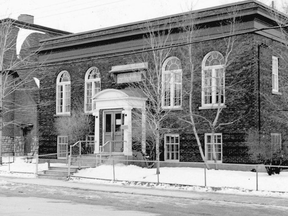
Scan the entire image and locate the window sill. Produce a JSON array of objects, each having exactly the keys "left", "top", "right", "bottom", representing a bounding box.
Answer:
[
  {"left": 164, "top": 160, "right": 180, "bottom": 162},
  {"left": 207, "top": 161, "right": 223, "bottom": 164},
  {"left": 84, "top": 111, "right": 93, "bottom": 115},
  {"left": 162, "top": 106, "right": 183, "bottom": 111},
  {"left": 54, "top": 113, "right": 71, "bottom": 117},
  {"left": 272, "top": 91, "right": 282, "bottom": 95},
  {"left": 199, "top": 105, "right": 226, "bottom": 110}
]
